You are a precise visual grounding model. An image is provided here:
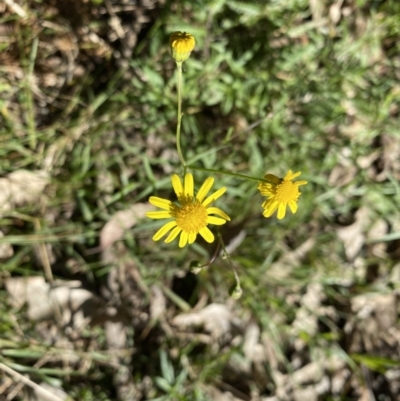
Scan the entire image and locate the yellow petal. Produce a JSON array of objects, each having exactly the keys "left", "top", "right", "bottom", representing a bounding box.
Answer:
[
  {"left": 288, "top": 200, "right": 298, "bottom": 214},
  {"left": 207, "top": 216, "right": 227, "bottom": 225},
  {"left": 165, "top": 226, "right": 182, "bottom": 243},
  {"left": 188, "top": 233, "right": 197, "bottom": 244},
  {"left": 263, "top": 199, "right": 275, "bottom": 210},
  {"left": 284, "top": 170, "right": 301, "bottom": 181},
  {"left": 258, "top": 182, "right": 275, "bottom": 196},
  {"left": 206, "top": 207, "right": 230, "bottom": 221},
  {"left": 149, "top": 196, "right": 172, "bottom": 210},
  {"left": 199, "top": 226, "right": 214, "bottom": 243},
  {"left": 202, "top": 187, "right": 226, "bottom": 207},
  {"left": 171, "top": 175, "right": 183, "bottom": 199},
  {"left": 184, "top": 173, "right": 194, "bottom": 197},
  {"left": 262, "top": 209, "right": 270, "bottom": 218},
  {"left": 277, "top": 203, "right": 287, "bottom": 220},
  {"left": 179, "top": 231, "right": 189, "bottom": 248},
  {"left": 196, "top": 177, "right": 214, "bottom": 203},
  {"left": 263, "top": 200, "right": 279, "bottom": 217},
  {"left": 153, "top": 221, "right": 177, "bottom": 241},
  {"left": 146, "top": 211, "right": 172, "bottom": 219}
]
